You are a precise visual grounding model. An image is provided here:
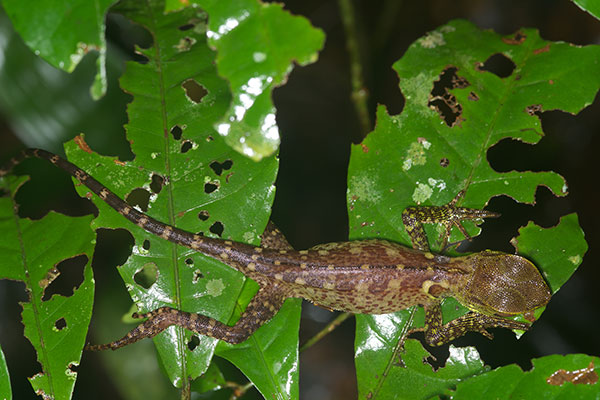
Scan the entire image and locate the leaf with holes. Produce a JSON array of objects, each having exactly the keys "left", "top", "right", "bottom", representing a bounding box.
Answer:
[
  {"left": 166, "top": 0, "right": 325, "bottom": 160},
  {"left": 348, "top": 19, "right": 594, "bottom": 398},
  {"left": 2, "top": 0, "right": 118, "bottom": 99},
  {"left": 448, "top": 353, "right": 599, "bottom": 398},
  {"left": 0, "top": 175, "right": 95, "bottom": 400},
  {"left": 66, "top": 0, "right": 299, "bottom": 395},
  {"left": 215, "top": 280, "right": 302, "bottom": 400}
]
